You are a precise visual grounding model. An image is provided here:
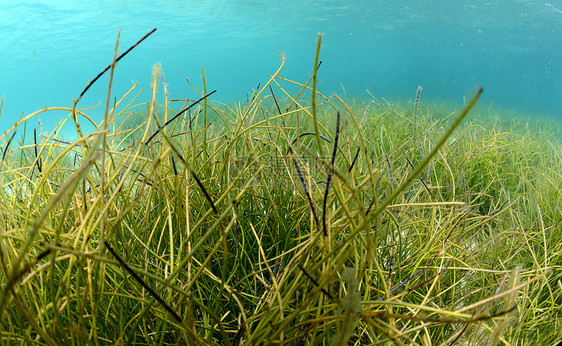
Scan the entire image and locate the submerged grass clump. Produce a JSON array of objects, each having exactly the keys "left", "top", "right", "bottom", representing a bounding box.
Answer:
[{"left": 1, "top": 32, "right": 562, "bottom": 344}]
